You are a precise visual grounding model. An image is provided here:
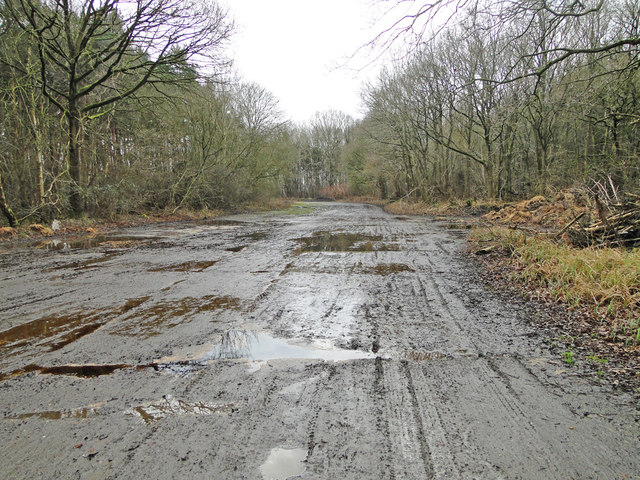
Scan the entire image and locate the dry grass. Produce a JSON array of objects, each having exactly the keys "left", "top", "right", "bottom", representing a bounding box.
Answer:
[
  {"left": 384, "top": 199, "right": 505, "bottom": 216},
  {"left": 472, "top": 227, "right": 640, "bottom": 345}
]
